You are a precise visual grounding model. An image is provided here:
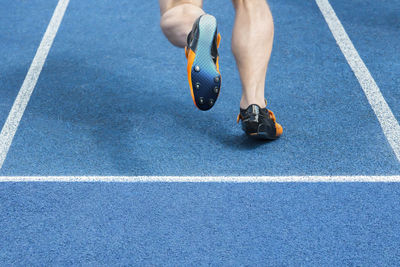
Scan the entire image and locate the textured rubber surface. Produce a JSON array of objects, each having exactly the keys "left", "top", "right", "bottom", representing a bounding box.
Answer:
[
  {"left": 190, "top": 15, "right": 221, "bottom": 111},
  {"left": 1, "top": 0, "right": 399, "bottom": 176},
  {"left": 1, "top": 0, "right": 400, "bottom": 265}
]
